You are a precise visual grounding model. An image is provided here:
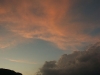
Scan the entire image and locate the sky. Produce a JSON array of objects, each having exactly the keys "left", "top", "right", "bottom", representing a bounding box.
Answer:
[{"left": 0, "top": 0, "right": 100, "bottom": 75}]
